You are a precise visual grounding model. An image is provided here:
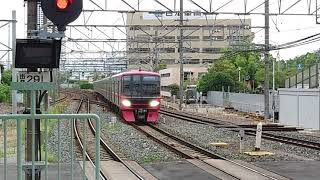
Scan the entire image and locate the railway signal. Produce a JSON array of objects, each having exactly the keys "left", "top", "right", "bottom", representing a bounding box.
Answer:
[{"left": 40, "top": 0, "right": 83, "bottom": 31}]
